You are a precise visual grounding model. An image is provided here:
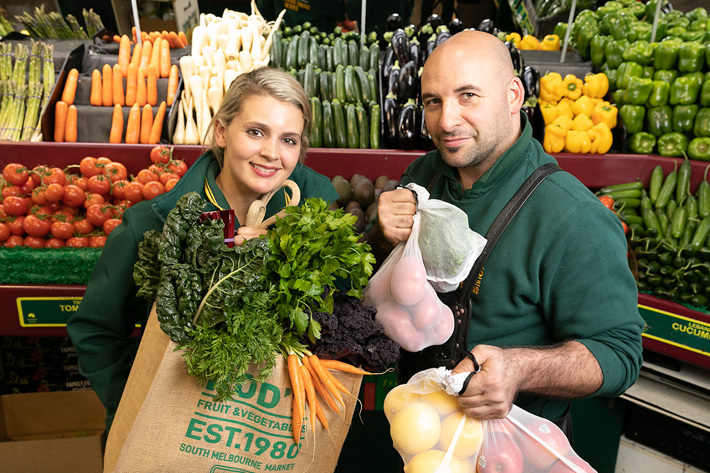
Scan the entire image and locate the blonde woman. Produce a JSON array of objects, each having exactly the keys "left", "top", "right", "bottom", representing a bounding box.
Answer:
[{"left": 68, "top": 67, "right": 338, "bottom": 433}]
